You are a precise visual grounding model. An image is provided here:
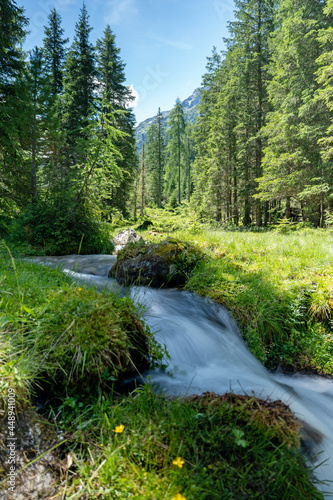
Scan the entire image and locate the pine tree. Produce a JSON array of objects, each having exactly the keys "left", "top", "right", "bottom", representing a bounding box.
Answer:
[
  {"left": 0, "top": 0, "right": 28, "bottom": 213},
  {"left": 192, "top": 1, "right": 275, "bottom": 225},
  {"left": 43, "top": 8, "right": 68, "bottom": 97},
  {"left": 228, "top": 0, "right": 275, "bottom": 226},
  {"left": 96, "top": 25, "right": 137, "bottom": 218},
  {"left": 192, "top": 49, "right": 226, "bottom": 222},
  {"left": 165, "top": 98, "right": 187, "bottom": 205},
  {"left": 62, "top": 3, "right": 96, "bottom": 158},
  {"left": 0, "top": 0, "right": 27, "bottom": 89},
  {"left": 29, "top": 47, "right": 44, "bottom": 202},
  {"left": 257, "top": 0, "right": 330, "bottom": 226},
  {"left": 146, "top": 108, "right": 166, "bottom": 207},
  {"left": 14, "top": 47, "right": 53, "bottom": 204},
  {"left": 316, "top": 0, "right": 333, "bottom": 163}
]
